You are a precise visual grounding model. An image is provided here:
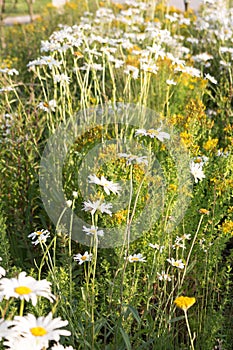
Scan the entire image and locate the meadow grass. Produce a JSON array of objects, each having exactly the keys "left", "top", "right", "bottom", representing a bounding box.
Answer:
[
  {"left": 2, "top": 0, "right": 51, "bottom": 17},
  {"left": 0, "top": 1, "right": 233, "bottom": 349}
]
